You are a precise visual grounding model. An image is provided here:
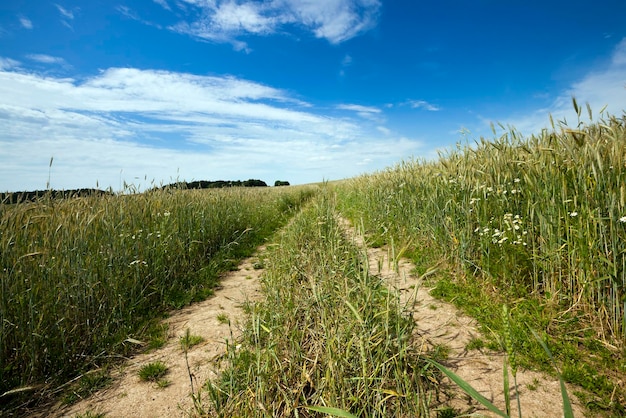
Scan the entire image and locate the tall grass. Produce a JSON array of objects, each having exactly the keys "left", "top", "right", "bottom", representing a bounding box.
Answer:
[
  {"left": 336, "top": 105, "right": 626, "bottom": 410},
  {"left": 205, "top": 189, "right": 432, "bottom": 417},
  {"left": 0, "top": 185, "right": 315, "bottom": 405}
]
